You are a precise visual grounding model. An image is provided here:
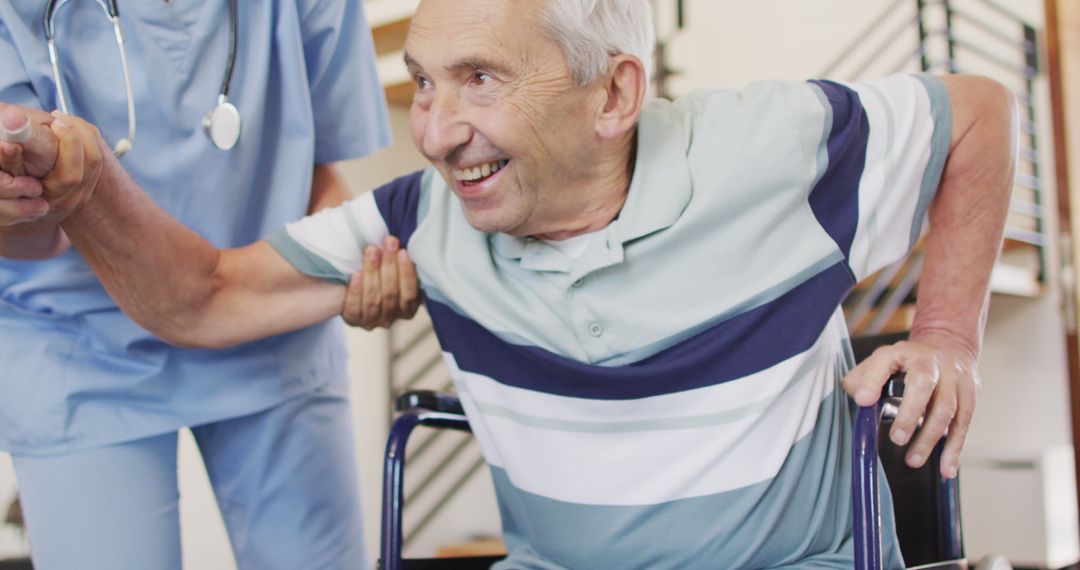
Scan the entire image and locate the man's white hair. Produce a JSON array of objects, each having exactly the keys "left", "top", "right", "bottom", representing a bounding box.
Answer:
[{"left": 538, "top": 0, "right": 656, "bottom": 86}]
